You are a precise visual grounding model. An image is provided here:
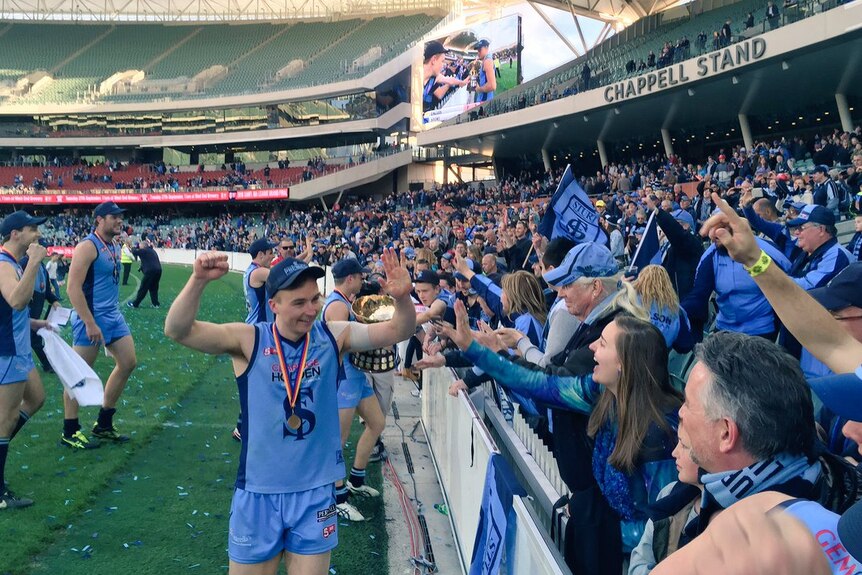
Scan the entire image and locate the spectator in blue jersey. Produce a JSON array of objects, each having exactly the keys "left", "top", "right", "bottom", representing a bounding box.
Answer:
[
  {"left": 681, "top": 233, "right": 791, "bottom": 340},
  {"left": 0, "top": 211, "right": 50, "bottom": 510},
  {"left": 847, "top": 215, "right": 862, "bottom": 261},
  {"left": 629, "top": 265, "right": 694, "bottom": 352},
  {"left": 64, "top": 202, "right": 138, "bottom": 449},
  {"left": 165, "top": 249, "right": 416, "bottom": 575},
  {"left": 785, "top": 205, "right": 852, "bottom": 290},
  {"left": 453, "top": 255, "right": 546, "bottom": 344}
]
